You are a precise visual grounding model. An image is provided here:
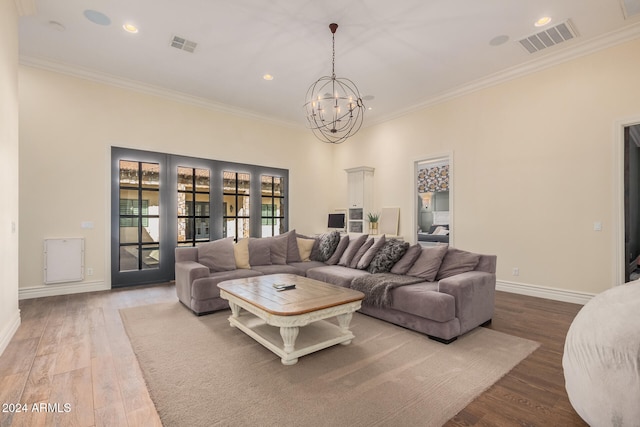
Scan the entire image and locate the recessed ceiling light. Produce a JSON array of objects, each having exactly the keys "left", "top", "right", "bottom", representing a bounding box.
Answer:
[
  {"left": 83, "top": 10, "right": 111, "bottom": 26},
  {"left": 535, "top": 17, "right": 552, "bottom": 27},
  {"left": 123, "top": 23, "right": 139, "bottom": 33},
  {"left": 263, "top": 74, "right": 274, "bottom": 81}
]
